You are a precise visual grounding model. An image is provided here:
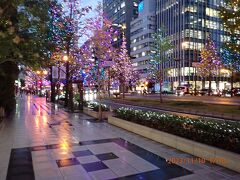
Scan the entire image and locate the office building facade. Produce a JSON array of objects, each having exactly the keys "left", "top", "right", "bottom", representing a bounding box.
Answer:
[
  {"left": 155, "top": 0, "right": 232, "bottom": 91},
  {"left": 103, "top": 0, "right": 139, "bottom": 53},
  {"left": 130, "top": 0, "right": 156, "bottom": 90}
]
